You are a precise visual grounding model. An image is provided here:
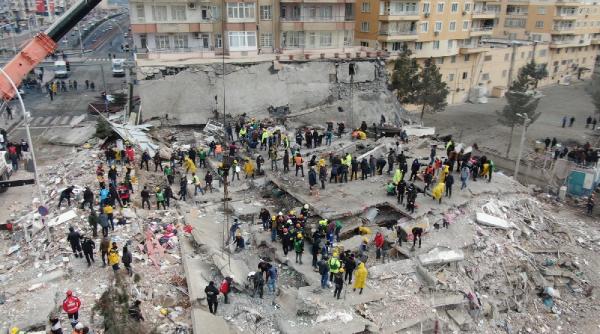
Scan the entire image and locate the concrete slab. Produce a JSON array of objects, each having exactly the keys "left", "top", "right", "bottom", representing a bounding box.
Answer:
[
  {"left": 418, "top": 248, "right": 465, "bottom": 266},
  {"left": 42, "top": 124, "right": 95, "bottom": 146},
  {"left": 429, "top": 293, "right": 468, "bottom": 308},
  {"left": 369, "top": 259, "right": 416, "bottom": 279},
  {"left": 277, "top": 313, "right": 373, "bottom": 334},
  {"left": 338, "top": 235, "right": 364, "bottom": 252},
  {"left": 211, "top": 251, "right": 251, "bottom": 290},
  {"left": 191, "top": 308, "right": 231, "bottom": 334},
  {"left": 476, "top": 212, "right": 515, "bottom": 229},
  {"left": 447, "top": 308, "right": 473, "bottom": 330}
]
